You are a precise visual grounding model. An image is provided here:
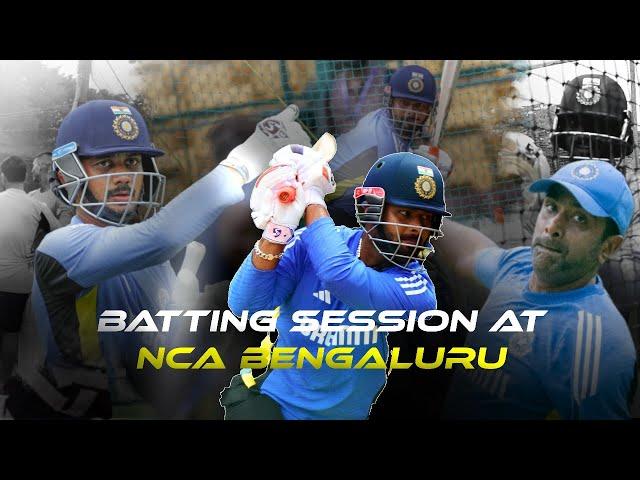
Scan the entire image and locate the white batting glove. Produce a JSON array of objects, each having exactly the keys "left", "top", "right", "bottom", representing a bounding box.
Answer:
[
  {"left": 250, "top": 165, "right": 306, "bottom": 244},
  {"left": 269, "top": 143, "right": 336, "bottom": 208},
  {"left": 219, "top": 105, "right": 311, "bottom": 184},
  {"left": 298, "top": 158, "right": 336, "bottom": 208}
]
